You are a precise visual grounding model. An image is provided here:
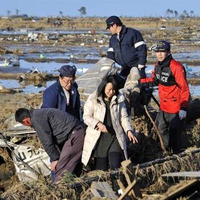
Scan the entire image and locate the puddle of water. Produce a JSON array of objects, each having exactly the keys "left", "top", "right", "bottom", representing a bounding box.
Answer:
[
  {"left": 21, "top": 60, "right": 94, "bottom": 75},
  {"left": 0, "top": 59, "right": 200, "bottom": 95},
  {"left": 0, "top": 79, "right": 54, "bottom": 94},
  {"left": 0, "top": 29, "right": 108, "bottom": 35},
  {"left": 0, "top": 46, "right": 105, "bottom": 61},
  {"left": 173, "top": 50, "right": 200, "bottom": 61},
  {"left": 0, "top": 60, "right": 94, "bottom": 93},
  {"left": 1, "top": 78, "right": 199, "bottom": 96},
  {"left": 0, "top": 60, "right": 94, "bottom": 74}
]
